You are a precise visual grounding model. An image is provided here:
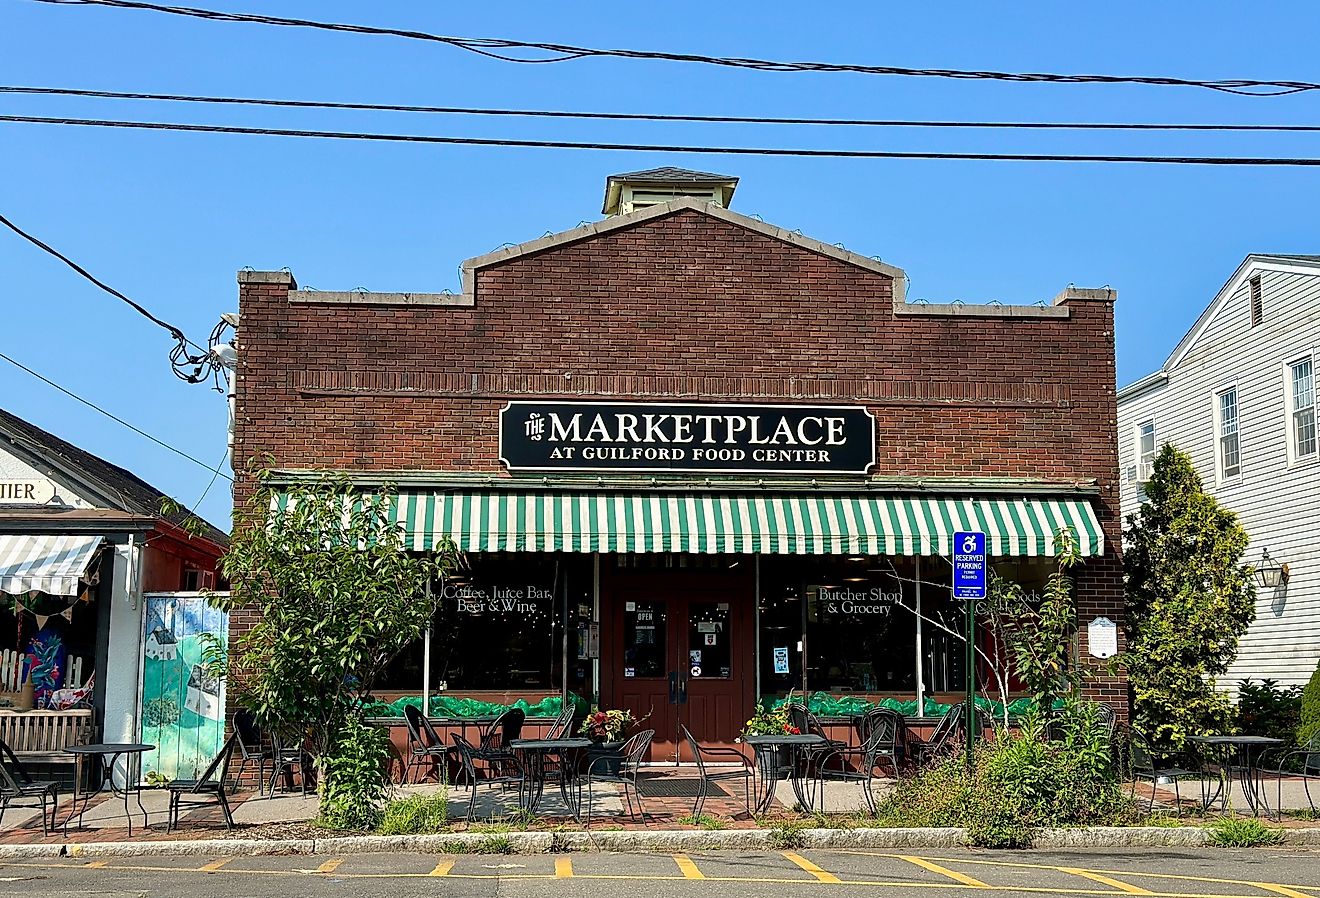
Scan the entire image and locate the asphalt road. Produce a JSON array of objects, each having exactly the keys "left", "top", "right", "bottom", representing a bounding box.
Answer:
[{"left": 2, "top": 847, "right": 1319, "bottom": 898}]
